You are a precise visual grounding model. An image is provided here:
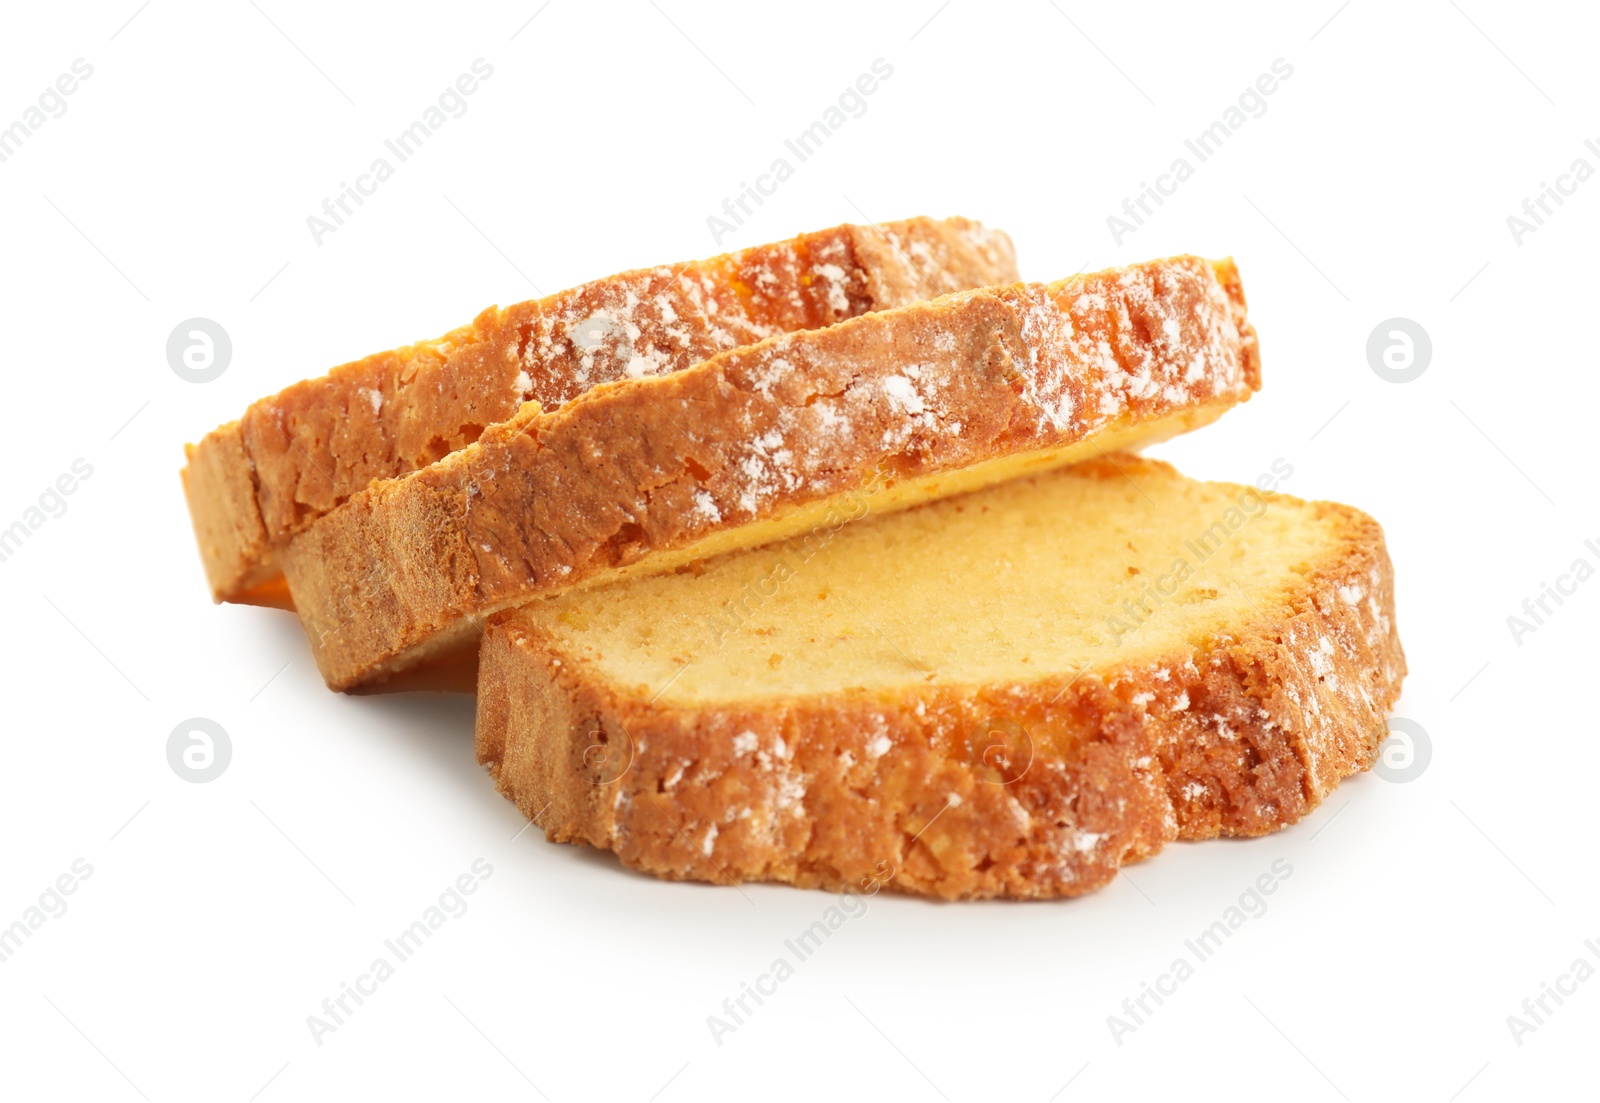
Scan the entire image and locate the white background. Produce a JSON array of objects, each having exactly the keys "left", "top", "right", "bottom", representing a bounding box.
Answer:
[{"left": 0, "top": 1, "right": 1595, "bottom": 1100}]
